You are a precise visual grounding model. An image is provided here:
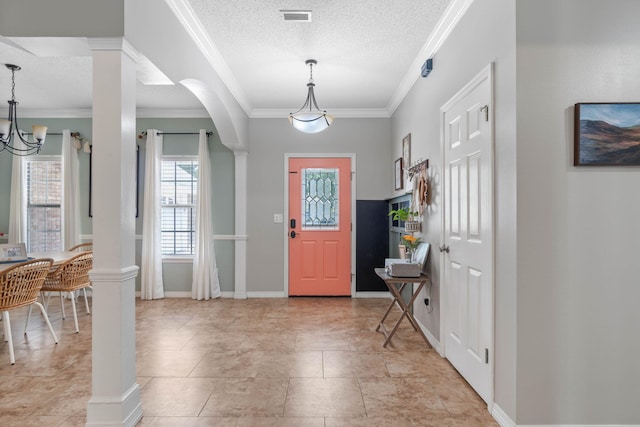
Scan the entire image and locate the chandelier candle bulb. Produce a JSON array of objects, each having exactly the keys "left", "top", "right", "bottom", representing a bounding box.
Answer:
[
  {"left": 32, "top": 125, "right": 48, "bottom": 143},
  {"left": 0, "top": 119, "right": 9, "bottom": 136}
]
